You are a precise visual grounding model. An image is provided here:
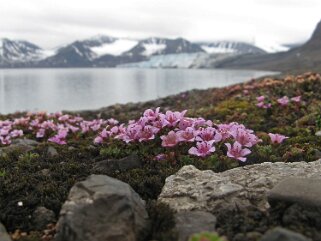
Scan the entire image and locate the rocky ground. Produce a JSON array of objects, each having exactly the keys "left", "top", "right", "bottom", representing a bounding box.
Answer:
[{"left": 0, "top": 72, "right": 321, "bottom": 241}]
